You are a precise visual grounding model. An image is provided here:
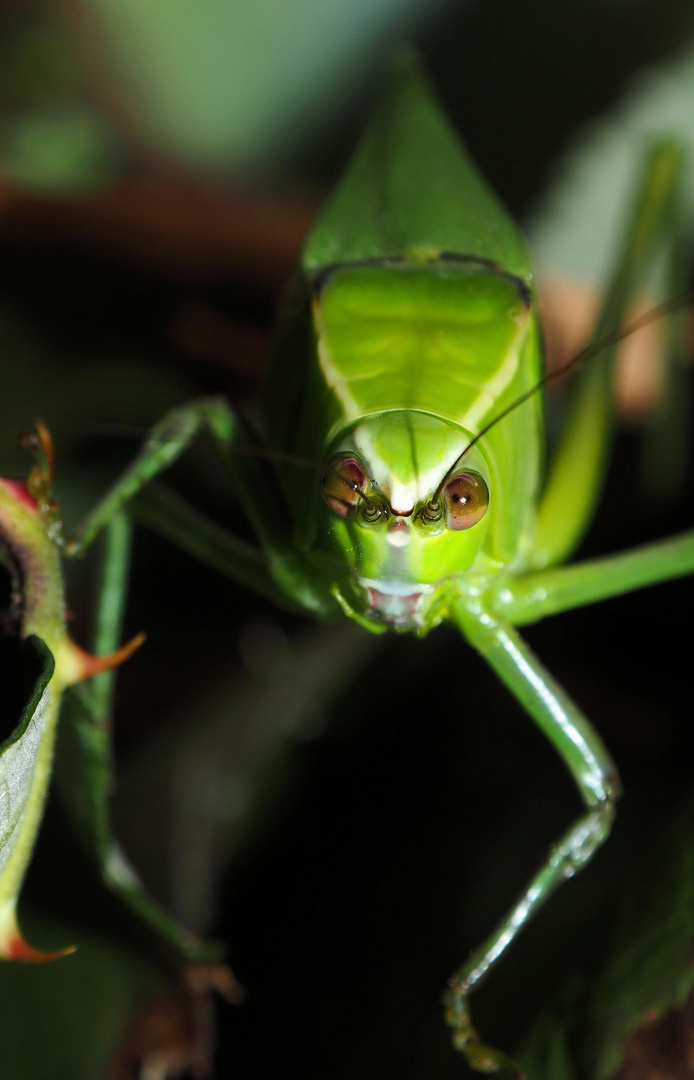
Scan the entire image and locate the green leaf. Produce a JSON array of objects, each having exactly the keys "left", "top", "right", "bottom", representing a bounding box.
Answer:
[
  {"left": 0, "top": 636, "right": 60, "bottom": 958},
  {"left": 514, "top": 811, "right": 694, "bottom": 1080},
  {"left": 527, "top": 42, "right": 694, "bottom": 289},
  {"left": 80, "top": 0, "right": 451, "bottom": 173},
  {"left": 589, "top": 820, "right": 694, "bottom": 1080},
  {"left": 516, "top": 1012, "right": 578, "bottom": 1080},
  {"left": 0, "top": 913, "right": 173, "bottom": 1080},
  {"left": 0, "top": 105, "right": 122, "bottom": 193}
]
